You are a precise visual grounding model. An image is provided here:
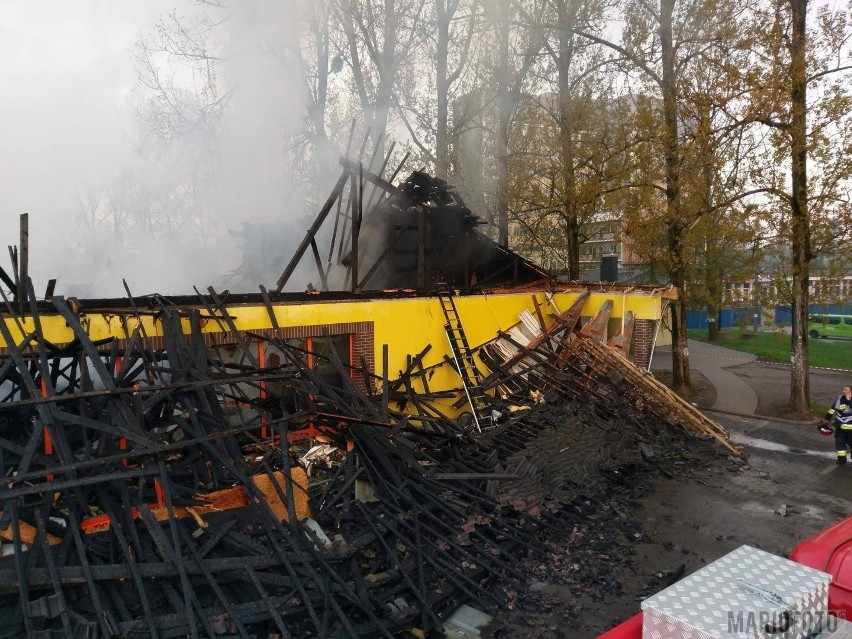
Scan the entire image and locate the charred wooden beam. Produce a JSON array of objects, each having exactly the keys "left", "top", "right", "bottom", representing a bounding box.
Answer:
[
  {"left": 309, "top": 239, "right": 328, "bottom": 292},
  {"left": 274, "top": 170, "right": 349, "bottom": 293},
  {"left": 339, "top": 157, "right": 404, "bottom": 201},
  {"left": 417, "top": 206, "right": 426, "bottom": 290},
  {"left": 0, "top": 265, "right": 16, "bottom": 297},
  {"left": 18, "top": 213, "right": 28, "bottom": 308},
  {"left": 351, "top": 164, "right": 362, "bottom": 293}
]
